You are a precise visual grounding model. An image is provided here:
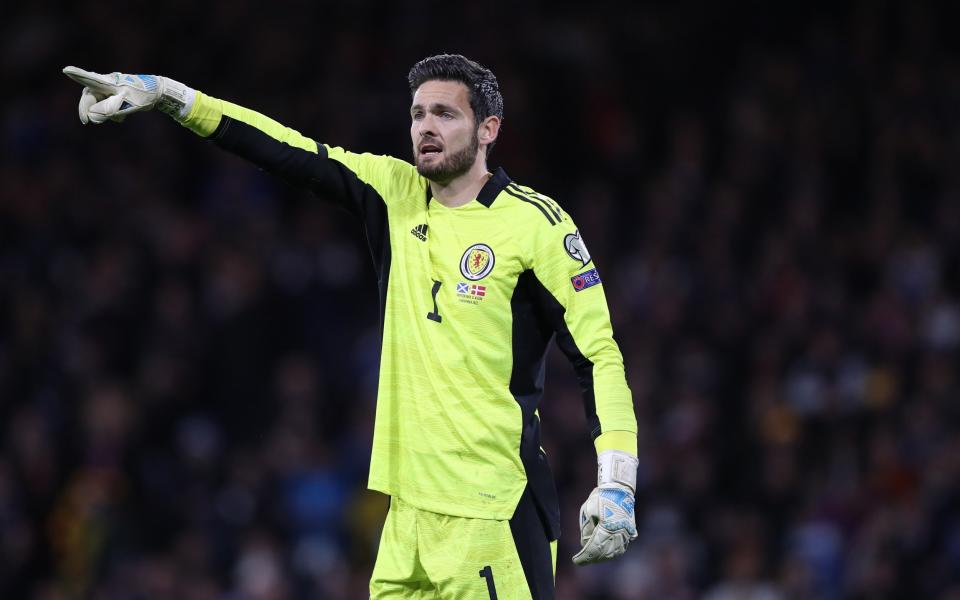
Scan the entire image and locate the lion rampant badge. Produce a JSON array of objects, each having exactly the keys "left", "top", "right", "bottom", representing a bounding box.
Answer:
[{"left": 460, "top": 244, "right": 495, "bottom": 281}]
